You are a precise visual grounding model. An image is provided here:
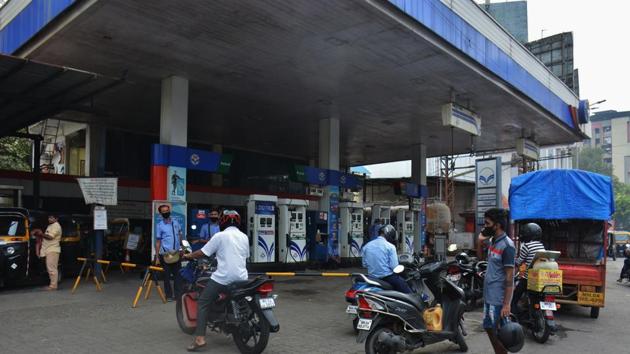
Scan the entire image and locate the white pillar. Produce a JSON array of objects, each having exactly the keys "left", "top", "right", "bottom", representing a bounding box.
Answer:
[
  {"left": 319, "top": 118, "right": 340, "bottom": 170},
  {"left": 160, "top": 76, "right": 189, "bottom": 146}
]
